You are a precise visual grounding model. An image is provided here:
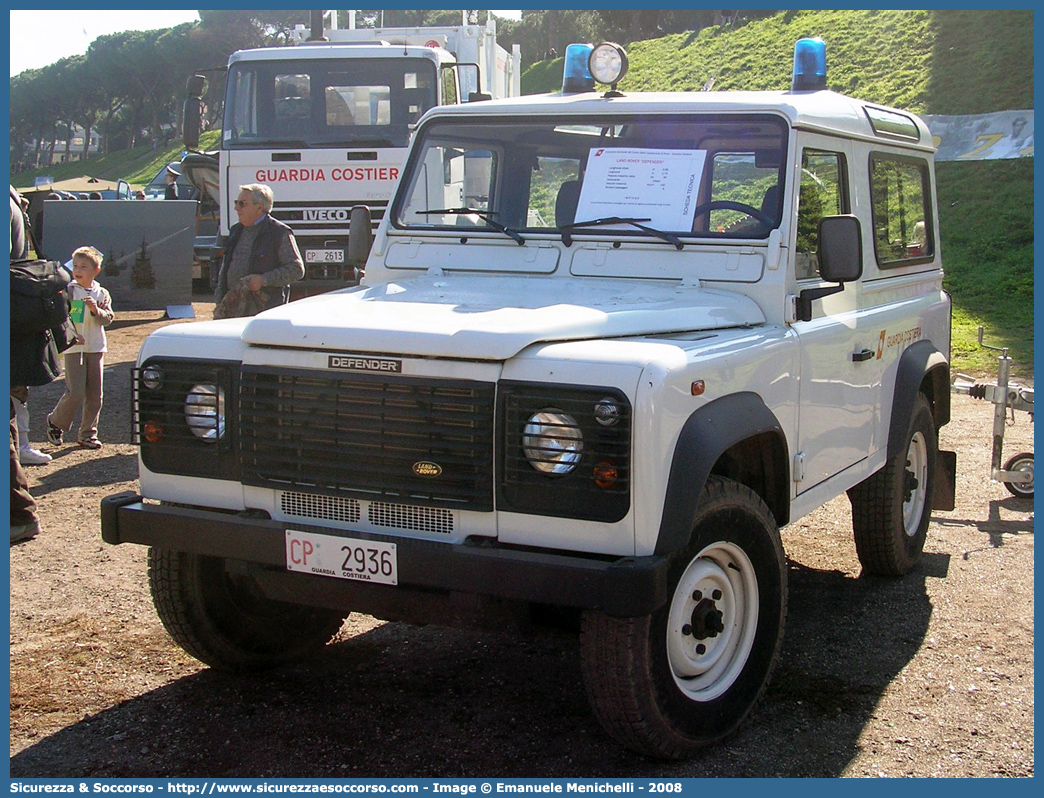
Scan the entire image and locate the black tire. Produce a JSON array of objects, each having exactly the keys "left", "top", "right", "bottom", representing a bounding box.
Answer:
[
  {"left": 148, "top": 548, "right": 346, "bottom": 673},
  {"left": 849, "top": 392, "right": 937, "bottom": 576},
  {"left": 579, "top": 477, "right": 787, "bottom": 759},
  {"left": 1003, "top": 452, "right": 1034, "bottom": 499}
]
